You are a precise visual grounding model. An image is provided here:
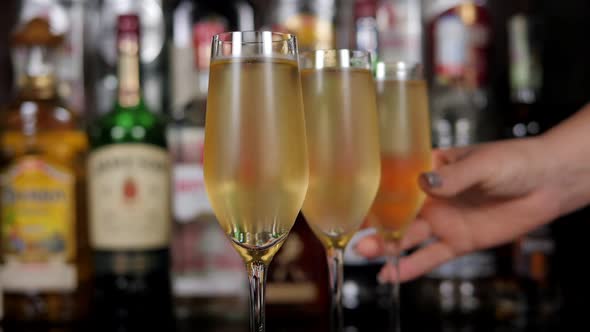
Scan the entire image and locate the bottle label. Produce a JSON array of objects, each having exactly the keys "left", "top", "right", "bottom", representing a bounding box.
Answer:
[
  {"left": 266, "top": 230, "right": 319, "bottom": 304},
  {"left": 173, "top": 164, "right": 208, "bottom": 221},
  {"left": 193, "top": 19, "right": 227, "bottom": 71},
  {"left": 435, "top": 14, "right": 467, "bottom": 81},
  {"left": 95, "top": 2, "right": 166, "bottom": 114},
  {"left": 168, "top": 128, "right": 245, "bottom": 295},
  {"left": 356, "top": 16, "right": 379, "bottom": 59},
  {"left": 98, "top": 1, "right": 165, "bottom": 66},
  {"left": 432, "top": 5, "right": 490, "bottom": 87},
  {"left": 1, "top": 157, "right": 77, "bottom": 291},
  {"left": 167, "top": 128, "right": 211, "bottom": 222},
  {"left": 508, "top": 14, "right": 542, "bottom": 99},
  {"left": 377, "top": 0, "right": 423, "bottom": 64},
  {"left": 172, "top": 218, "right": 246, "bottom": 297},
  {"left": 88, "top": 144, "right": 171, "bottom": 250}
]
